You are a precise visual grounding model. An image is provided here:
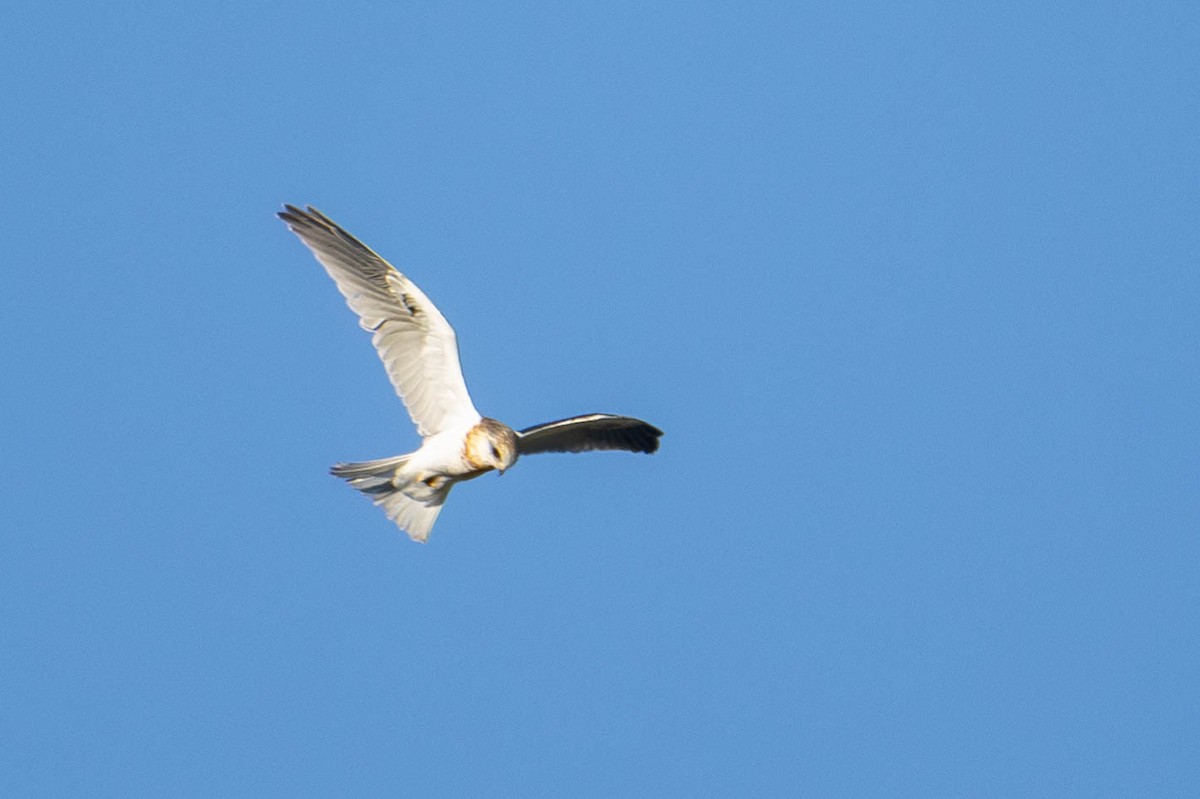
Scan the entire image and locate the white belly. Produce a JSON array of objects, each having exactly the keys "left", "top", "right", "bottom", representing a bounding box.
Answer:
[{"left": 395, "top": 424, "right": 490, "bottom": 503}]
